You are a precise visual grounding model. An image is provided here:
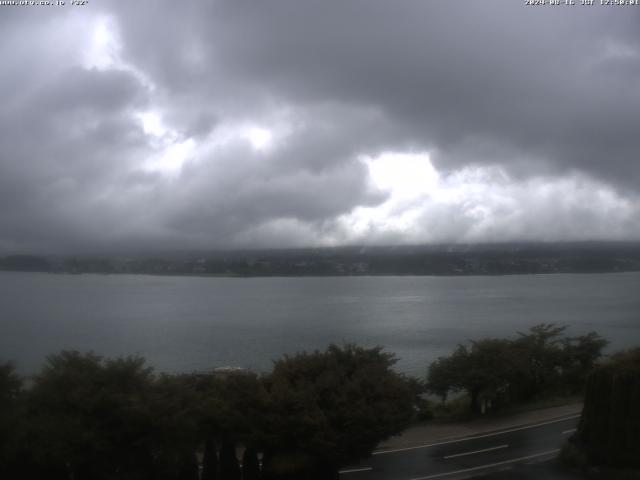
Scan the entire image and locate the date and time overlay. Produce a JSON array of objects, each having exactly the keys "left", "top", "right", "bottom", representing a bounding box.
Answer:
[
  {"left": 0, "top": 0, "right": 87, "bottom": 6},
  {"left": 526, "top": 0, "right": 639, "bottom": 6}
]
